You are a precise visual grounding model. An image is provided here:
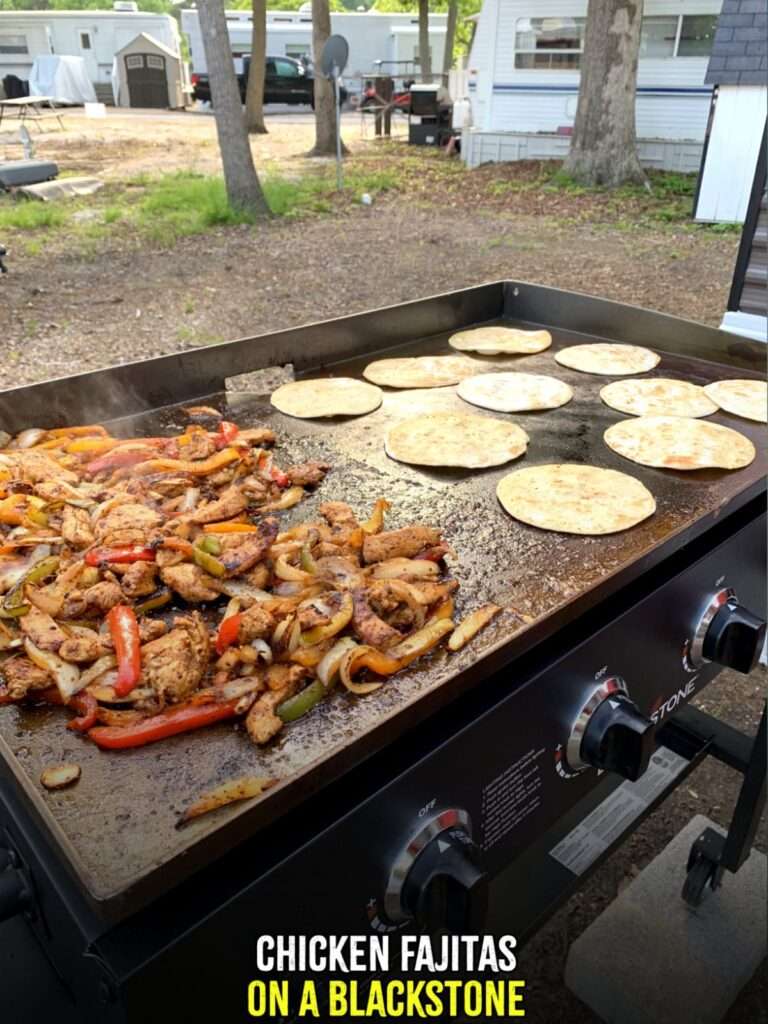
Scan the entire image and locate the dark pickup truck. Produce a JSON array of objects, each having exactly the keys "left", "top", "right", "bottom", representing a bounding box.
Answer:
[{"left": 191, "top": 55, "right": 347, "bottom": 108}]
